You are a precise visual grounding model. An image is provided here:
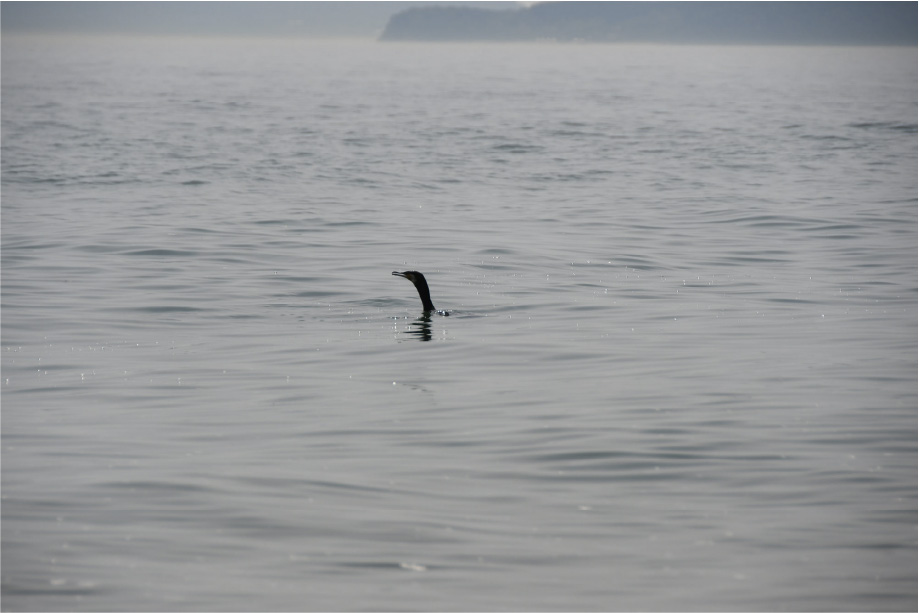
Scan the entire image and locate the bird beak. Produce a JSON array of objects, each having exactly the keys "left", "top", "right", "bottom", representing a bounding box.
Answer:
[{"left": 392, "top": 271, "right": 407, "bottom": 278}]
